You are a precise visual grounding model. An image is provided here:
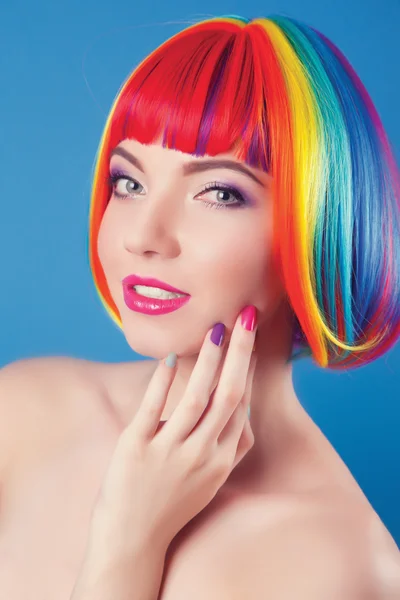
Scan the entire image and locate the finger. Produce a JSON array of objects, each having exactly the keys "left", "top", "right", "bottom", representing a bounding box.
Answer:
[
  {"left": 125, "top": 356, "right": 177, "bottom": 443},
  {"left": 241, "top": 348, "right": 257, "bottom": 414},
  {"left": 217, "top": 350, "right": 257, "bottom": 450},
  {"left": 156, "top": 325, "right": 226, "bottom": 445},
  {"left": 231, "top": 353, "right": 257, "bottom": 469},
  {"left": 188, "top": 306, "right": 257, "bottom": 447},
  {"left": 231, "top": 417, "right": 255, "bottom": 471}
]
